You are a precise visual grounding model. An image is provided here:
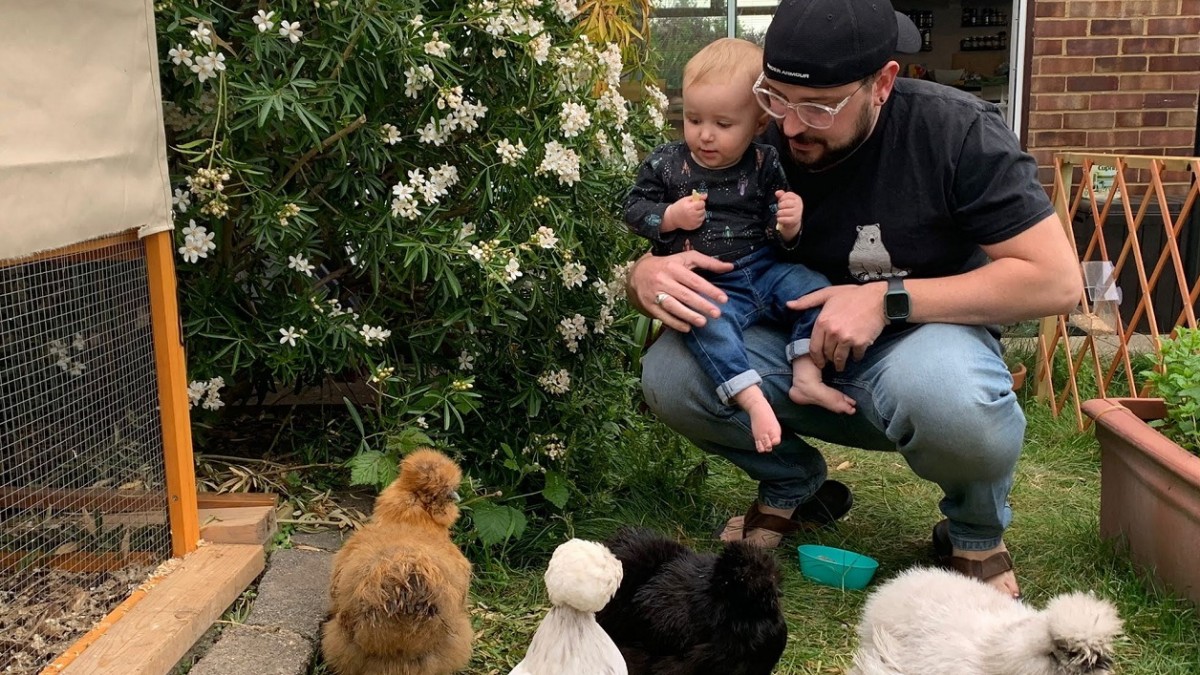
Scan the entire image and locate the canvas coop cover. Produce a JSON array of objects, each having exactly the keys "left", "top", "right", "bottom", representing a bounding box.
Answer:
[{"left": 0, "top": 0, "right": 173, "bottom": 260}]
